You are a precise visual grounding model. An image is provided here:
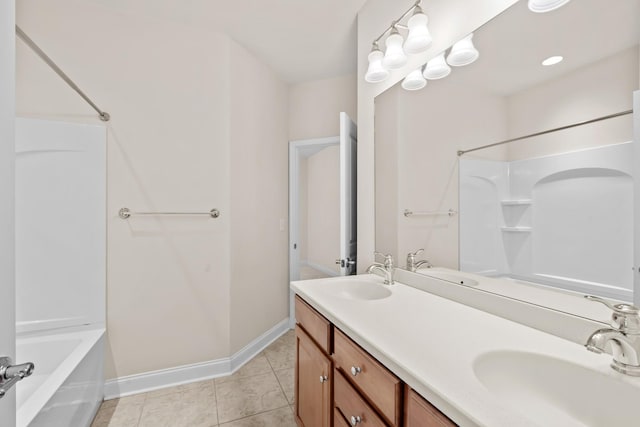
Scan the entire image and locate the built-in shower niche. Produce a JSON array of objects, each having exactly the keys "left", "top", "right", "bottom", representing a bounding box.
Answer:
[{"left": 460, "top": 142, "right": 633, "bottom": 301}]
